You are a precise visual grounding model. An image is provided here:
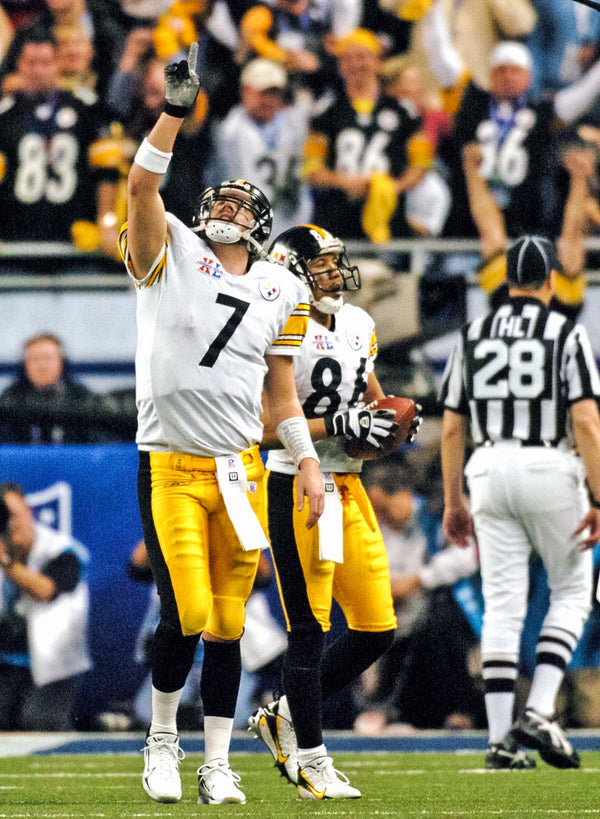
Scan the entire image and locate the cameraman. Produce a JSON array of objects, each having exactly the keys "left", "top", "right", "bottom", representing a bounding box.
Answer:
[{"left": 0, "top": 483, "right": 91, "bottom": 730}]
